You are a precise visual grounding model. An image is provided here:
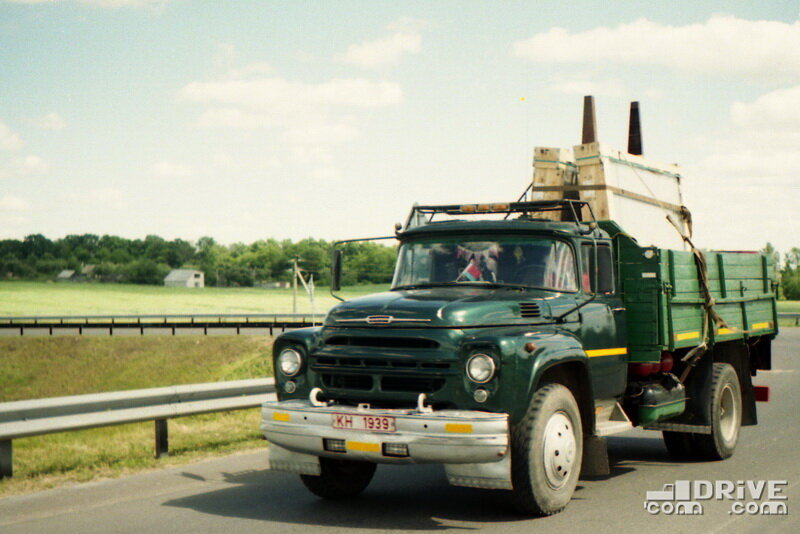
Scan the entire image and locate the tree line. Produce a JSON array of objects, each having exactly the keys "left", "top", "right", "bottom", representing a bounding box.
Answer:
[
  {"left": 0, "top": 234, "right": 396, "bottom": 287},
  {"left": 764, "top": 243, "right": 800, "bottom": 300},
  {"left": 1, "top": 235, "right": 798, "bottom": 298}
]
